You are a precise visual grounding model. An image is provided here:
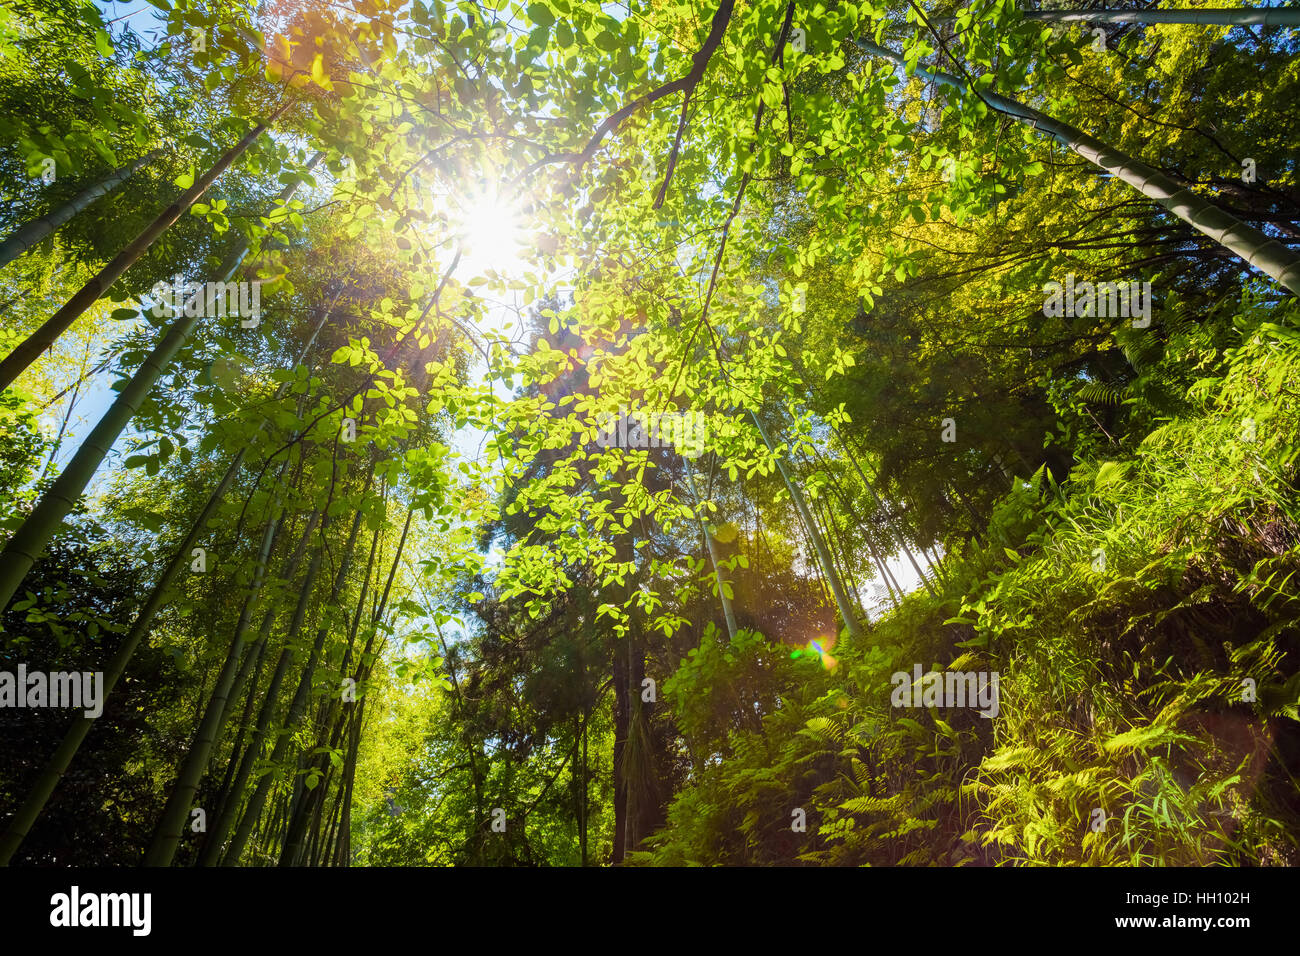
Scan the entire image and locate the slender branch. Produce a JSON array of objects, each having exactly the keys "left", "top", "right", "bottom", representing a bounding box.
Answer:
[{"left": 511, "top": 1, "right": 737, "bottom": 192}]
